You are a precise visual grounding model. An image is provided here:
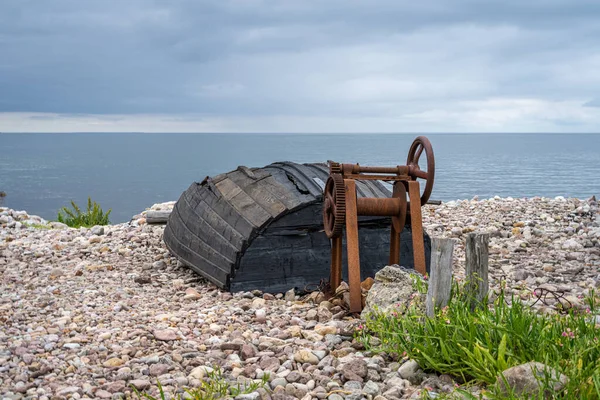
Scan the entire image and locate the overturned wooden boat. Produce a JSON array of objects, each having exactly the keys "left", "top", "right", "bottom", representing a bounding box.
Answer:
[{"left": 164, "top": 162, "right": 431, "bottom": 293}]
